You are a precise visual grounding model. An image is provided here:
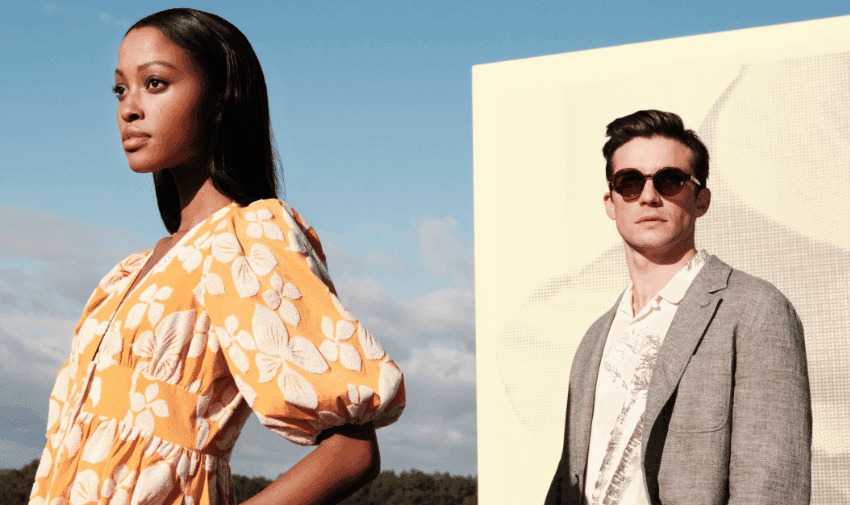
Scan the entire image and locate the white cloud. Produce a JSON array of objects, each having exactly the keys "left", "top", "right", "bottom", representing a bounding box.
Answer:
[
  {"left": 402, "top": 287, "right": 475, "bottom": 335},
  {"left": 419, "top": 217, "right": 474, "bottom": 290},
  {"left": 364, "top": 251, "right": 410, "bottom": 278},
  {"left": 399, "top": 347, "right": 476, "bottom": 385},
  {"left": 335, "top": 275, "right": 475, "bottom": 353},
  {"left": 0, "top": 312, "right": 75, "bottom": 373},
  {"left": 0, "top": 205, "right": 139, "bottom": 265}
]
